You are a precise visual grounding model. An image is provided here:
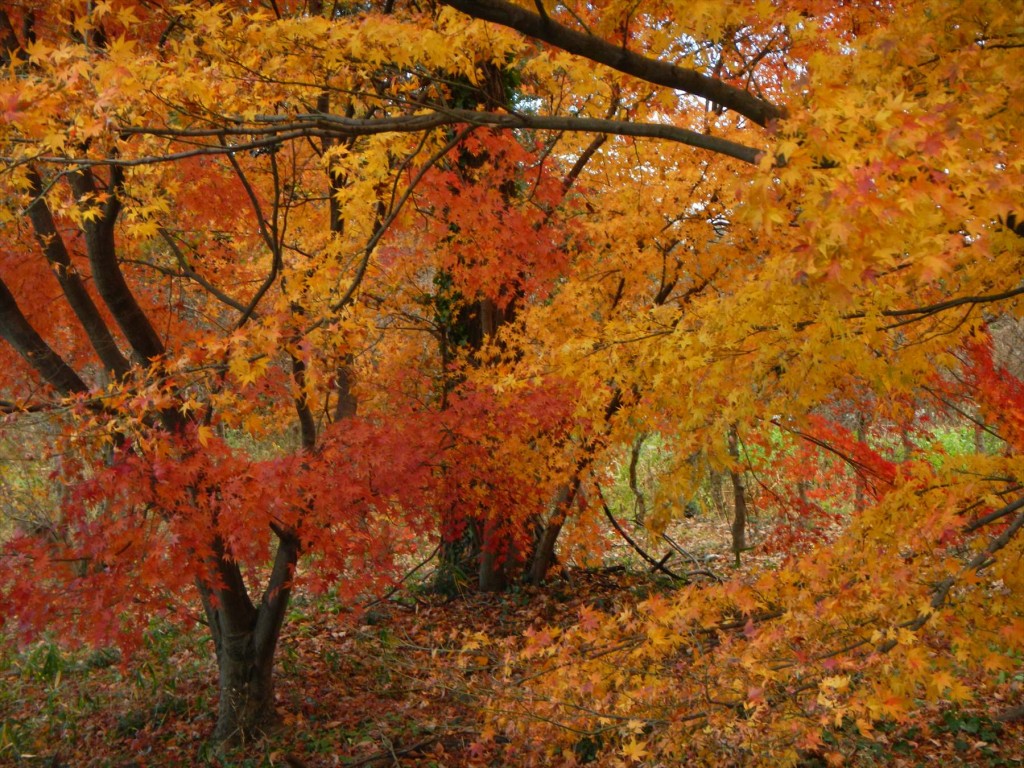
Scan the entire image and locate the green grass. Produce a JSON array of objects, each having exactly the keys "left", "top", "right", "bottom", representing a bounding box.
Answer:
[{"left": 0, "top": 621, "right": 218, "bottom": 766}]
